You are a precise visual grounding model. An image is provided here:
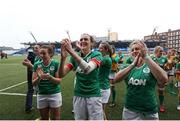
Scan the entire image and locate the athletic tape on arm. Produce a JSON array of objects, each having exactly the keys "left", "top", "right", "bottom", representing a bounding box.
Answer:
[{"left": 79, "top": 59, "right": 97, "bottom": 74}]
